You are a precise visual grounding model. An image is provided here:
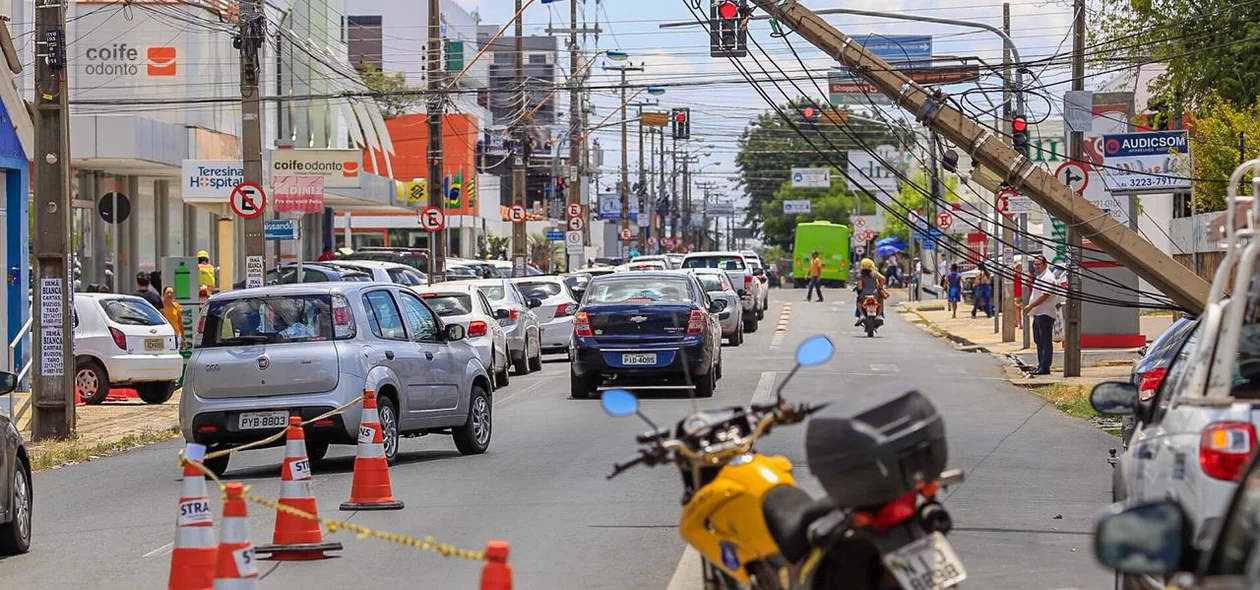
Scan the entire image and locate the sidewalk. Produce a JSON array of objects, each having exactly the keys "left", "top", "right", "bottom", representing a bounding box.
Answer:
[{"left": 3, "top": 390, "right": 182, "bottom": 470}]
